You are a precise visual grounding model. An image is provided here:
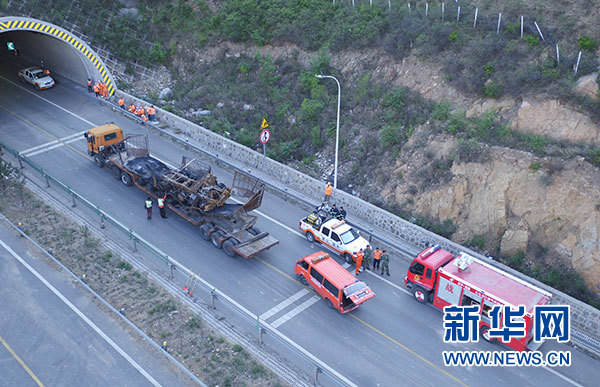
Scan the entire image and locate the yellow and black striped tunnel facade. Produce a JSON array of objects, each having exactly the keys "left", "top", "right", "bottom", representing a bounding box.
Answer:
[{"left": 0, "top": 17, "right": 116, "bottom": 96}]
